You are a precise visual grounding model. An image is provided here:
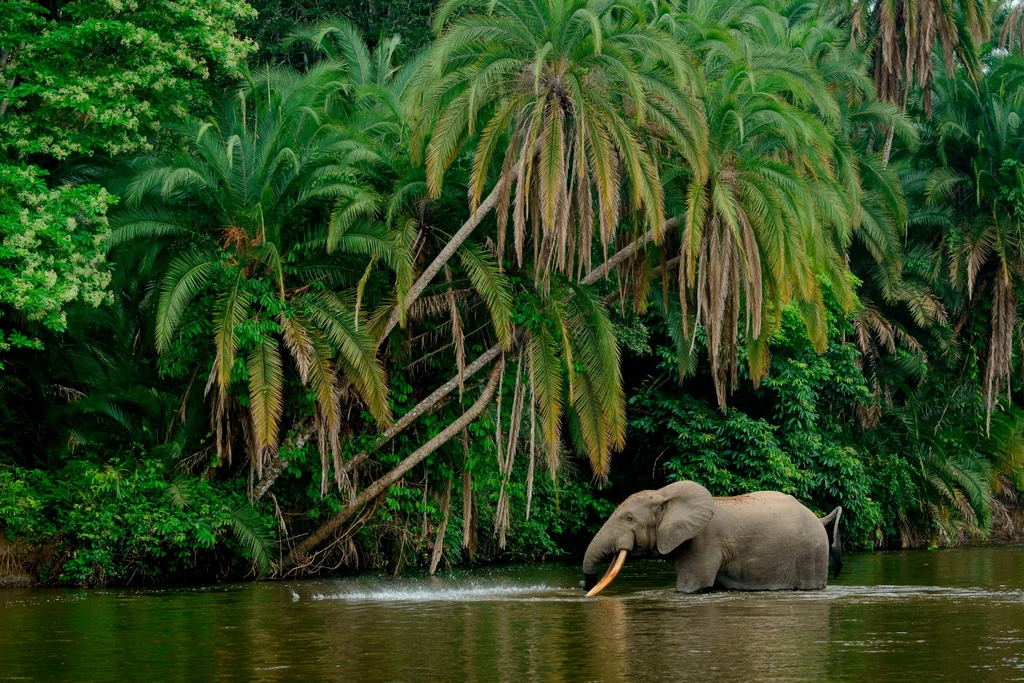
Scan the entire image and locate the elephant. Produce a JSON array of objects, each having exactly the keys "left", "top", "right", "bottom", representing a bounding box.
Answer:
[{"left": 582, "top": 481, "right": 842, "bottom": 595}]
